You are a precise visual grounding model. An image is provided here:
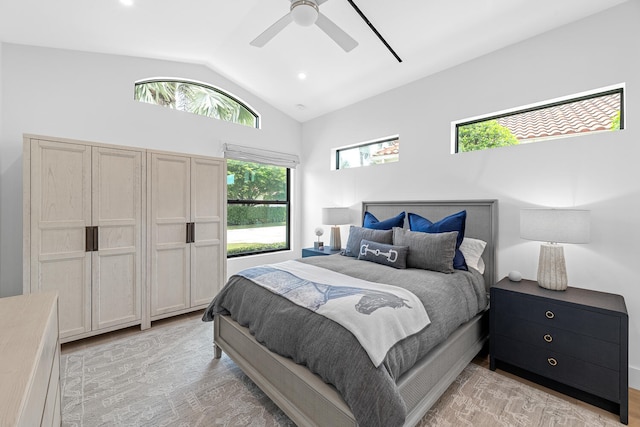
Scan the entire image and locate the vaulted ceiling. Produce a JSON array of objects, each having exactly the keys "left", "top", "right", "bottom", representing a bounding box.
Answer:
[{"left": 0, "top": 0, "right": 628, "bottom": 122}]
